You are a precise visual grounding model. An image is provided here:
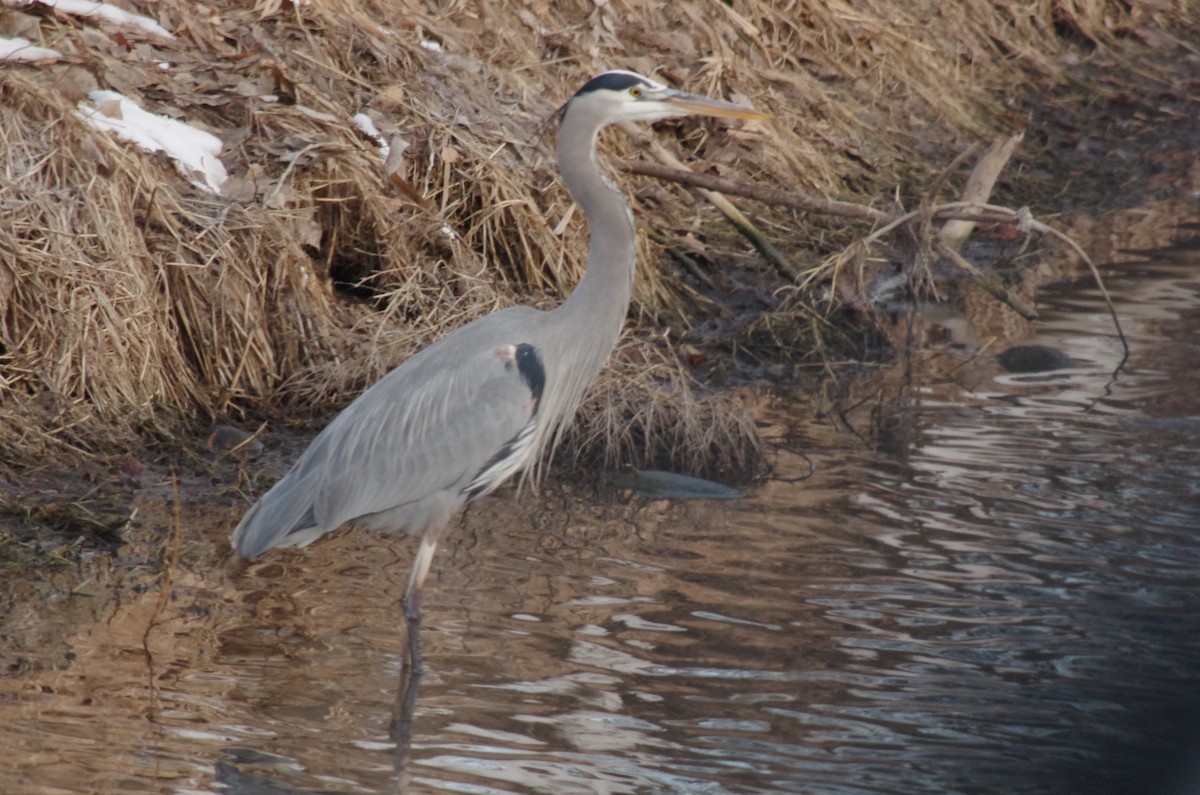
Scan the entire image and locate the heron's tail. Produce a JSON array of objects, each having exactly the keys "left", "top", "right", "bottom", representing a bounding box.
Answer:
[{"left": 231, "top": 470, "right": 322, "bottom": 558}]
